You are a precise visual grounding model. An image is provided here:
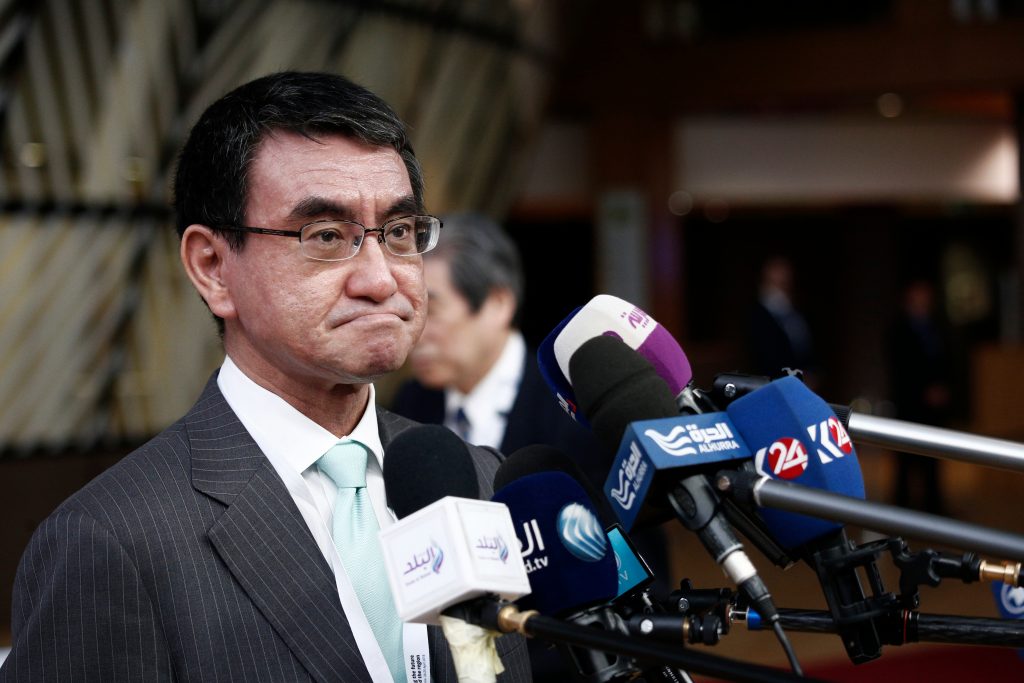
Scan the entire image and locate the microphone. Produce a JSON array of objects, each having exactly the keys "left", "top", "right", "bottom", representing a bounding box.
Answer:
[
  {"left": 723, "top": 375, "right": 883, "bottom": 664},
  {"left": 381, "top": 425, "right": 531, "bottom": 682},
  {"left": 494, "top": 445, "right": 656, "bottom": 605},
  {"left": 724, "top": 375, "right": 865, "bottom": 550},
  {"left": 711, "top": 372, "right": 1024, "bottom": 475},
  {"left": 493, "top": 448, "right": 679, "bottom": 683},
  {"left": 381, "top": 425, "right": 531, "bottom": 623},
  {"left": 715, "top": 376, "right": 1024, "bottom": 661},
  {"left": 493, "top": 448, "right": 638, "bottom": 683},
  {"left": 490, "top": 471, "right": 618, "bottom": 617},
  {"left": 540, "top": 296, "right": 793, "bottom": 568},
  {"left": 538, "top": 295, "right": 710, "bottom": 425},
  {"left": 567, "top": 334, "right": 782, "bottom": 629},
  {"left": 384, "top": 423, "right": 479, "bottom": 519},
  {"left": 568, "top": 336, "right": 809, "bottom": 675}
]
